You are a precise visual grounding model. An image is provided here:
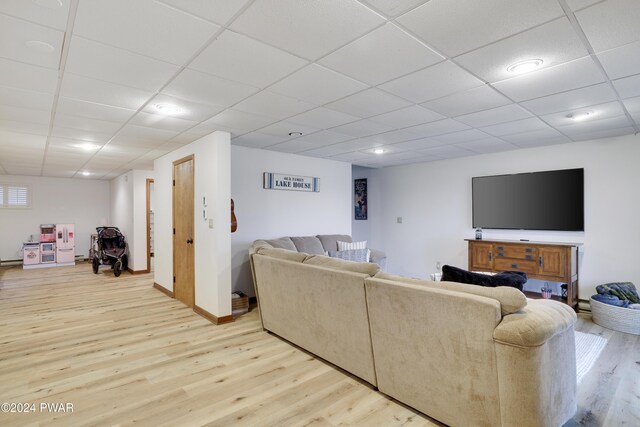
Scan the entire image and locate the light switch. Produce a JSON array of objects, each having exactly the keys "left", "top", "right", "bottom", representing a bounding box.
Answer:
[{"left": 397, "top": 217, "right": 403, "bottom": 223}]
